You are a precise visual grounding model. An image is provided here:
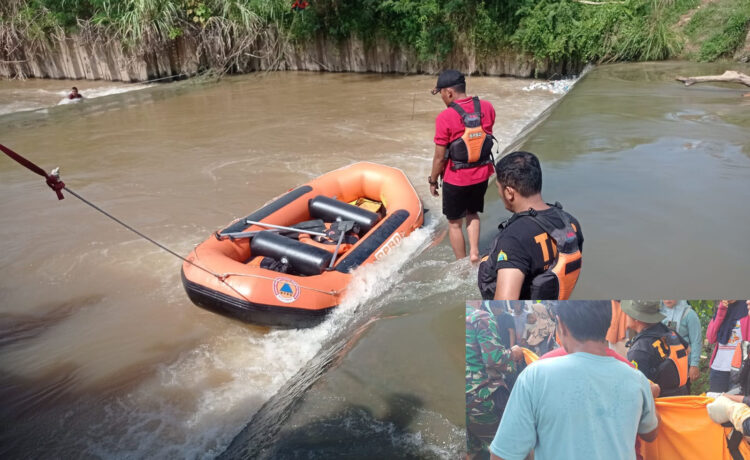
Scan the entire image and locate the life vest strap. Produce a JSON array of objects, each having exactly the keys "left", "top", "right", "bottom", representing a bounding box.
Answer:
[
  {"left": 448, "top": 96, "right": 482, "bottom": 121},
  {"left": 500, "top": 203, "right": 571, "bottom": 244},
  {"left": 525, "top": 206, "right": 571, "bottom": 243},
  {"left": 726, "top": 428, "right": 745, "bottom": 460}
]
